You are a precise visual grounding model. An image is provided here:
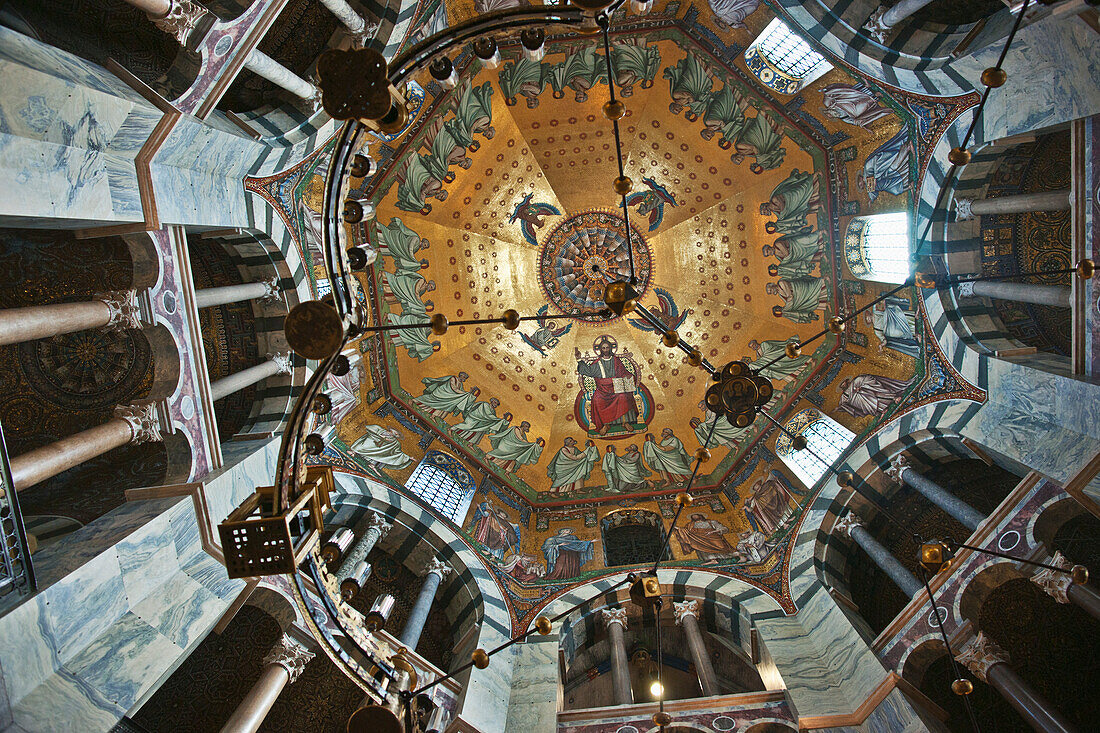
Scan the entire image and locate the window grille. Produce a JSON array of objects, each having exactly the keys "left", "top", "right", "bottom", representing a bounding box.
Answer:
[
  {"left": 775, "top": 409, "right": 855, "bottom": 489},
  {"left": 745, "top": 19, "right": 832, "bottom": 94},
  {"left": 406, "top": 451, "right": 476, "bottom": 522},
  {"left": 844, "top": 212, "right": 910, "bottom": 284}
]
